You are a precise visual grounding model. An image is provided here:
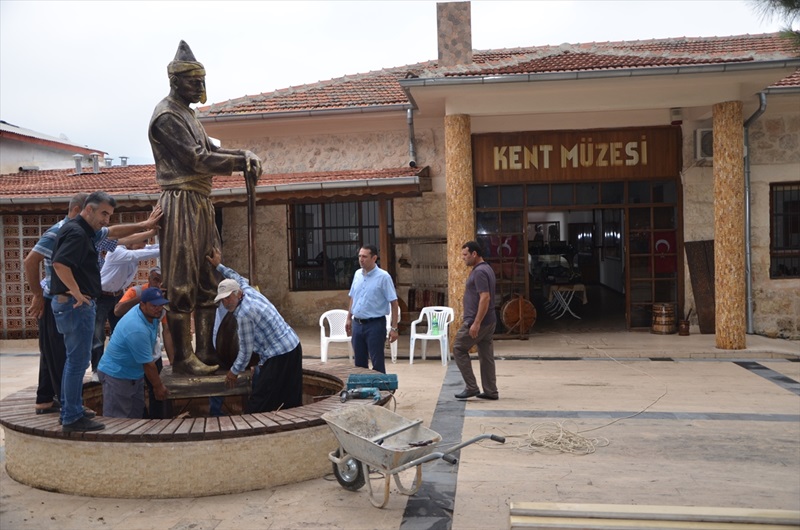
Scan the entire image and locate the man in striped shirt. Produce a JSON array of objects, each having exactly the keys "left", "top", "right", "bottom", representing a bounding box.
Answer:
[{"left": 207, "top": 248, "right": 302, "bottom": 413}]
